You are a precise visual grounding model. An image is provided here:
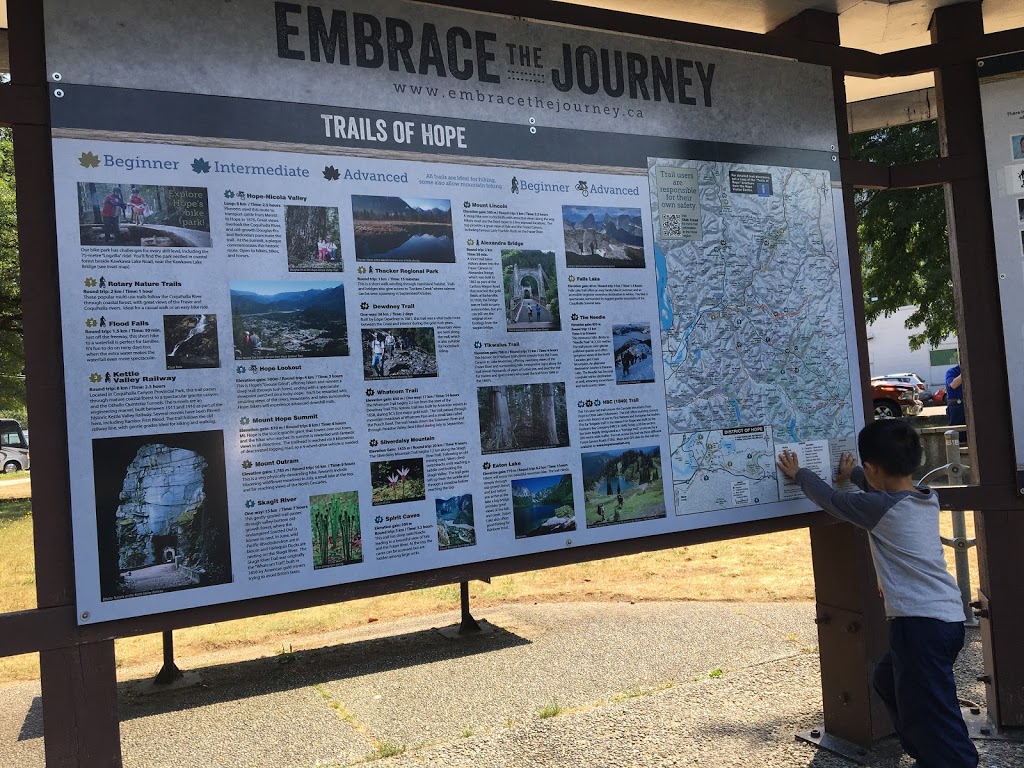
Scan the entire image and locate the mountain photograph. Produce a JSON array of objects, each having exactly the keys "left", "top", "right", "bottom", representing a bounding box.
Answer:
[
  {"left": 352, "top": 195, "right": 455, "bottom": 263},
  {"left": 562, "top": 205, "right": 646, "bottom": 268},
  {"left": 230, "top": 280, "right": 348, "bottom": 359}
]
